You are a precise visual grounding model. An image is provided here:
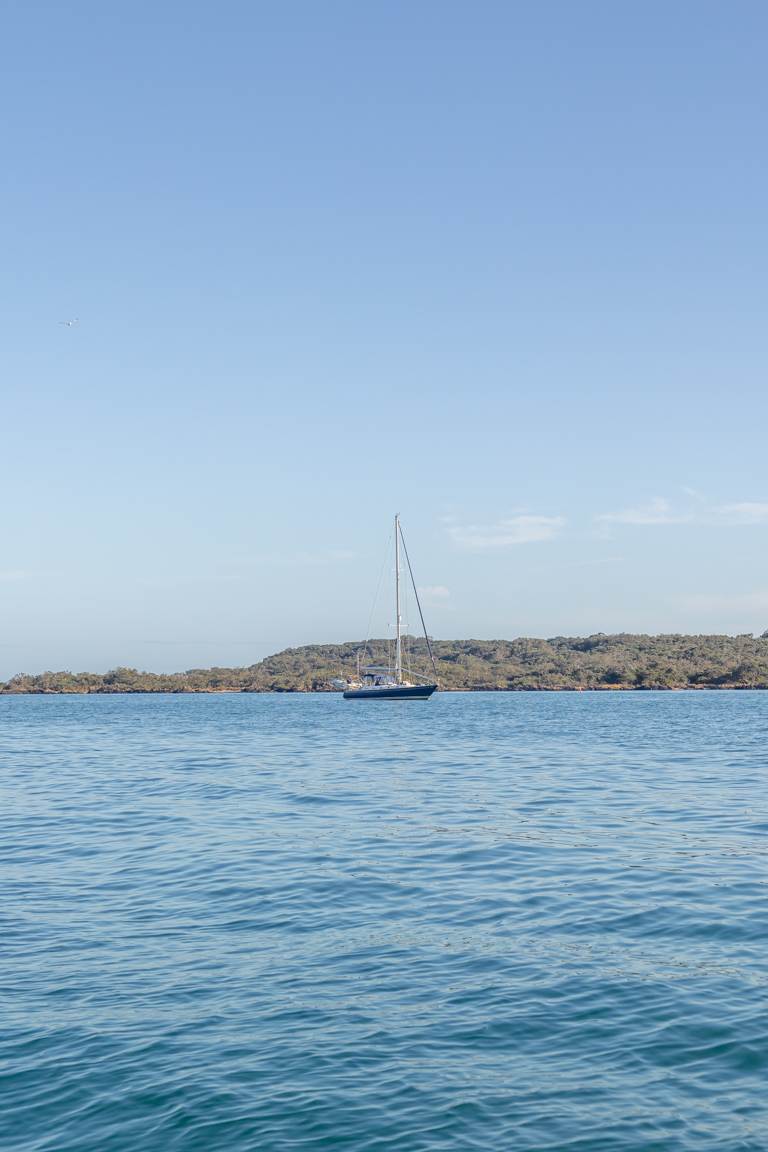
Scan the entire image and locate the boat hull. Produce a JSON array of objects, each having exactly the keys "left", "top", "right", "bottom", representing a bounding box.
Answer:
[{"left": 343, "top": 684, "right": 437, "bottom": 700}]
